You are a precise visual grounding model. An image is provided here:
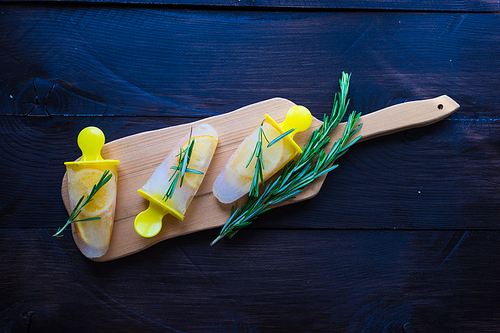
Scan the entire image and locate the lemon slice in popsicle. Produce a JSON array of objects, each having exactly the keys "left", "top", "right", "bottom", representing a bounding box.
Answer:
[
  {"left": 134, "top": 123, "right": 218, "bottom": 238},
  {"left": 65, "top": 126, "right": 119, "bottom": 259},
  {"left": 213, "top": 105, "right": 312, "bottom": 204},
  {"left": 70, "top": 168, "right": 116, "bottom": 217},
  {"left": 181, "top": 135, "right": 218, "bottom": 189},
  {"left": 68, "top": 168, "right": 116, "bottom": 252},
  {"left": 234, "top": 121, "right": 284, "bottom": 180}
]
